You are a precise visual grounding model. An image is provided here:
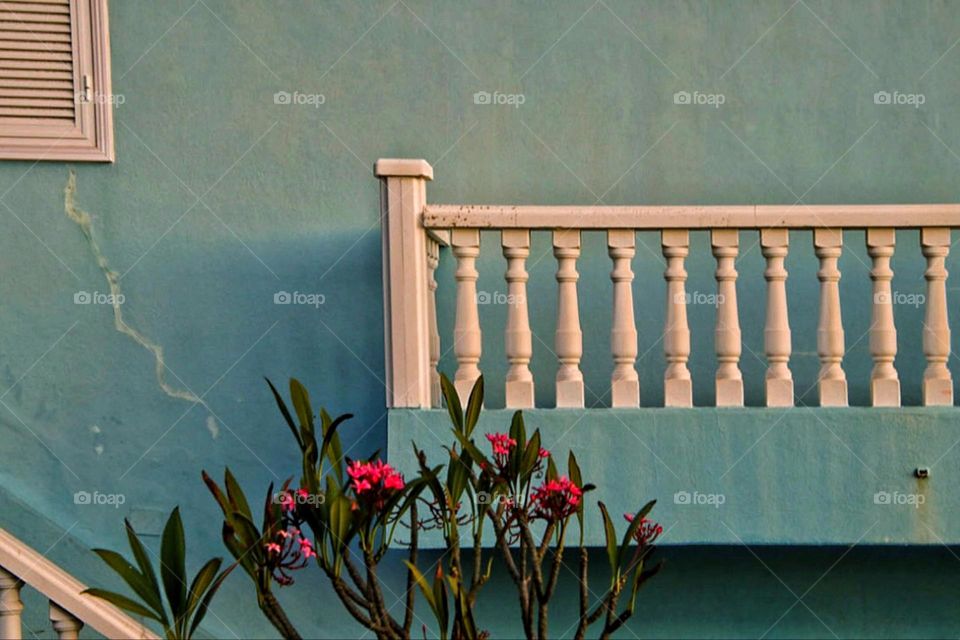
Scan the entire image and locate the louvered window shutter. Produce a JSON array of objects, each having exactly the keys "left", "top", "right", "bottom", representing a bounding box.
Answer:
[{"left": 0, "top": 0, "right": 112, "bottom": 161}]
